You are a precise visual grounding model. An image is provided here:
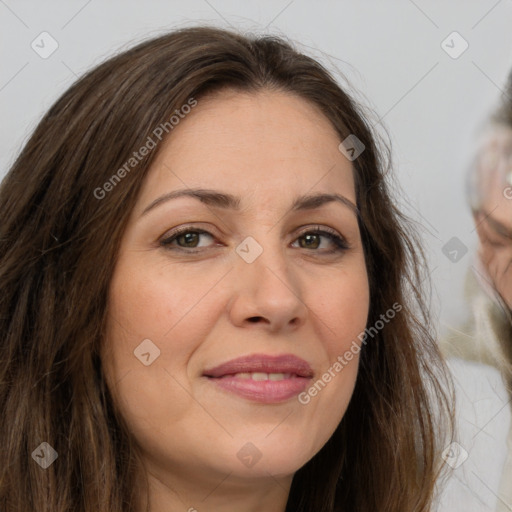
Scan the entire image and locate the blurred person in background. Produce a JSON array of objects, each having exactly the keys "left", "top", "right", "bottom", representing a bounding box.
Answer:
[{"left": 440, "top": 72, "right": 512, "bottom": 511}]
